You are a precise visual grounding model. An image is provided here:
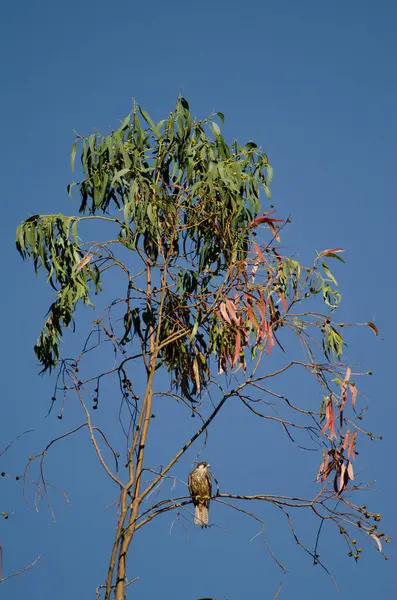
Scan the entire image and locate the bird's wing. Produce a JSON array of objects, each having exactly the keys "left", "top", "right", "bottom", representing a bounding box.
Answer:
[
  {"left": 188, "top": 471, "right": 194, "bottom": 498},
  {"left": 205, "top": 471, "right": 212, "bottom": 507}
]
